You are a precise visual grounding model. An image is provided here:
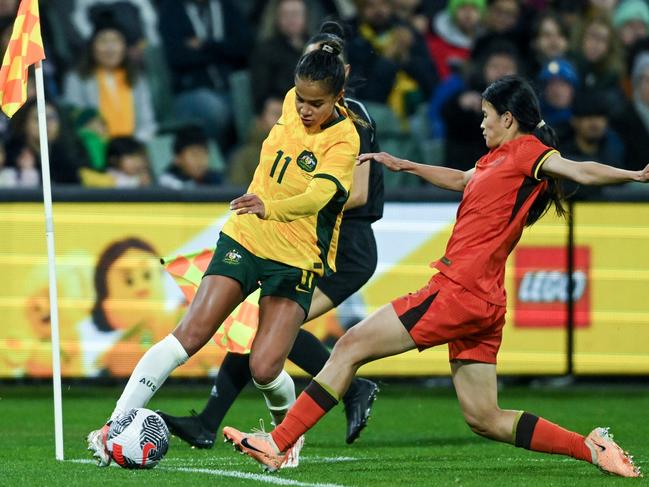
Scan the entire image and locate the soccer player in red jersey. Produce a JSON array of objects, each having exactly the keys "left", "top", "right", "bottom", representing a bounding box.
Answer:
[{"left": 223, "top": 75, "right": 647, "bottom": 476}]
